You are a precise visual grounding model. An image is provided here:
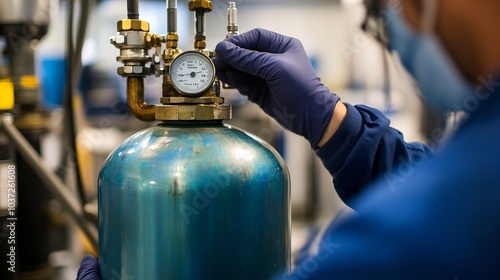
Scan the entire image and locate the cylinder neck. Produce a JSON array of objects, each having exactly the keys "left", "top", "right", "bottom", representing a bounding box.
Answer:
[{"left": 158, "top": 120, "right": 223, "bottom": 127}]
